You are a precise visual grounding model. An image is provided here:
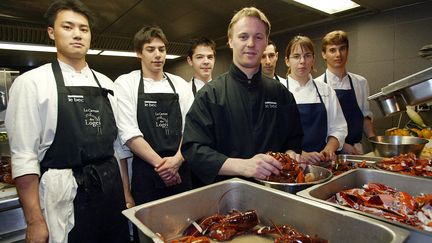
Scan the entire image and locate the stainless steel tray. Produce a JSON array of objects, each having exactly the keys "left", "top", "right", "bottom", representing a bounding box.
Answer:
[
  {"left": 336, "top": 154, "right": 384, "bottom": 164},
  {"left": 297, "top": 169, "right": 432, "bottom": 242},
  {"left": 123, "top": 178, "right": 408, "bottom": 243}
]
